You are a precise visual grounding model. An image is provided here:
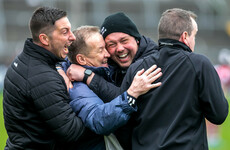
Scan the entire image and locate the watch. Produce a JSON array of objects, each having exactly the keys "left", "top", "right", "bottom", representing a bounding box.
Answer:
[{"left": 83, "top": 69, "right": 92, "bottom": 83}]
